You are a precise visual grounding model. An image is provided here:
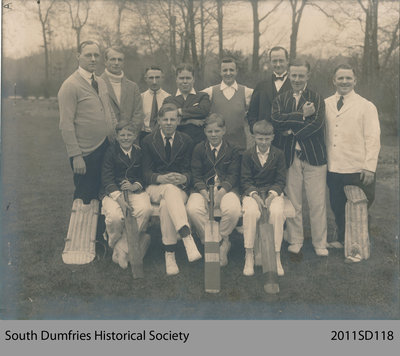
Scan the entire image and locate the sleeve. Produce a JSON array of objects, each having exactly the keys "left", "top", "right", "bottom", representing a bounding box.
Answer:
[
  {"left": 130, "top": 146, "right": 145, "bottom": 189},
  {"left": 363, "top": 101, "right": 381, "bottom": 172},
  {"left": 192, "top": 144, "right": 207, "bottom": 192},
  {"left": 181, "top": 92, "right": 211, "bottom": 120},
  {"left": 220, "top": 147, "right": 241, "bottom": 192},
  {"left": 268, "top": 150, "right": 286, "bottom": 195},
  {"left": 240, "top": 152, "right": 258, "bottom": 196},
  {"left": 141, "top": 138, "right": 159, "bottom": 186},
  {"left": 58, "top": 81, "right": 81, "bottom": 157},
  {"left": 292, "top": 92, "right": 325, "bottom": 140},
  {"left": 247, "top": 84, "right": 261, "bottom": 132},
  {"left": 131, "top": 83, "right": 145, "bottom": 130},
  {"left": 271, "top": 94, "right": 305, "bottom": 133},
  {"left": 101, "top": 147, "right": 119, "bottom": 195},
  {"left": 181, "top": 136, "right": 194, "bottom": 187},
  {"left": 201, "top": 86, "right": 213, "bottom": 100}
]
